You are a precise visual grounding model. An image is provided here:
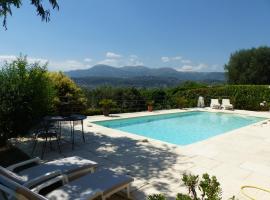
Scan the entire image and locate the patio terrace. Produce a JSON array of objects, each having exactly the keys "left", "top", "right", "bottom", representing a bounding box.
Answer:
[{"left": 11, "top": 109, "right": 270, "bottom": 200}]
